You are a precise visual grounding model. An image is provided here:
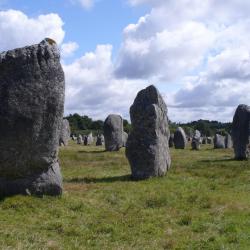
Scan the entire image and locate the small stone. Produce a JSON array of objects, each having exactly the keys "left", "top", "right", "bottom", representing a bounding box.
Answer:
[
  {"left": 174, "top": 127, "right": 187, "bottom": 149},
  {"left": 103, "top": 114, "right": 123, "bottom": 151}
]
